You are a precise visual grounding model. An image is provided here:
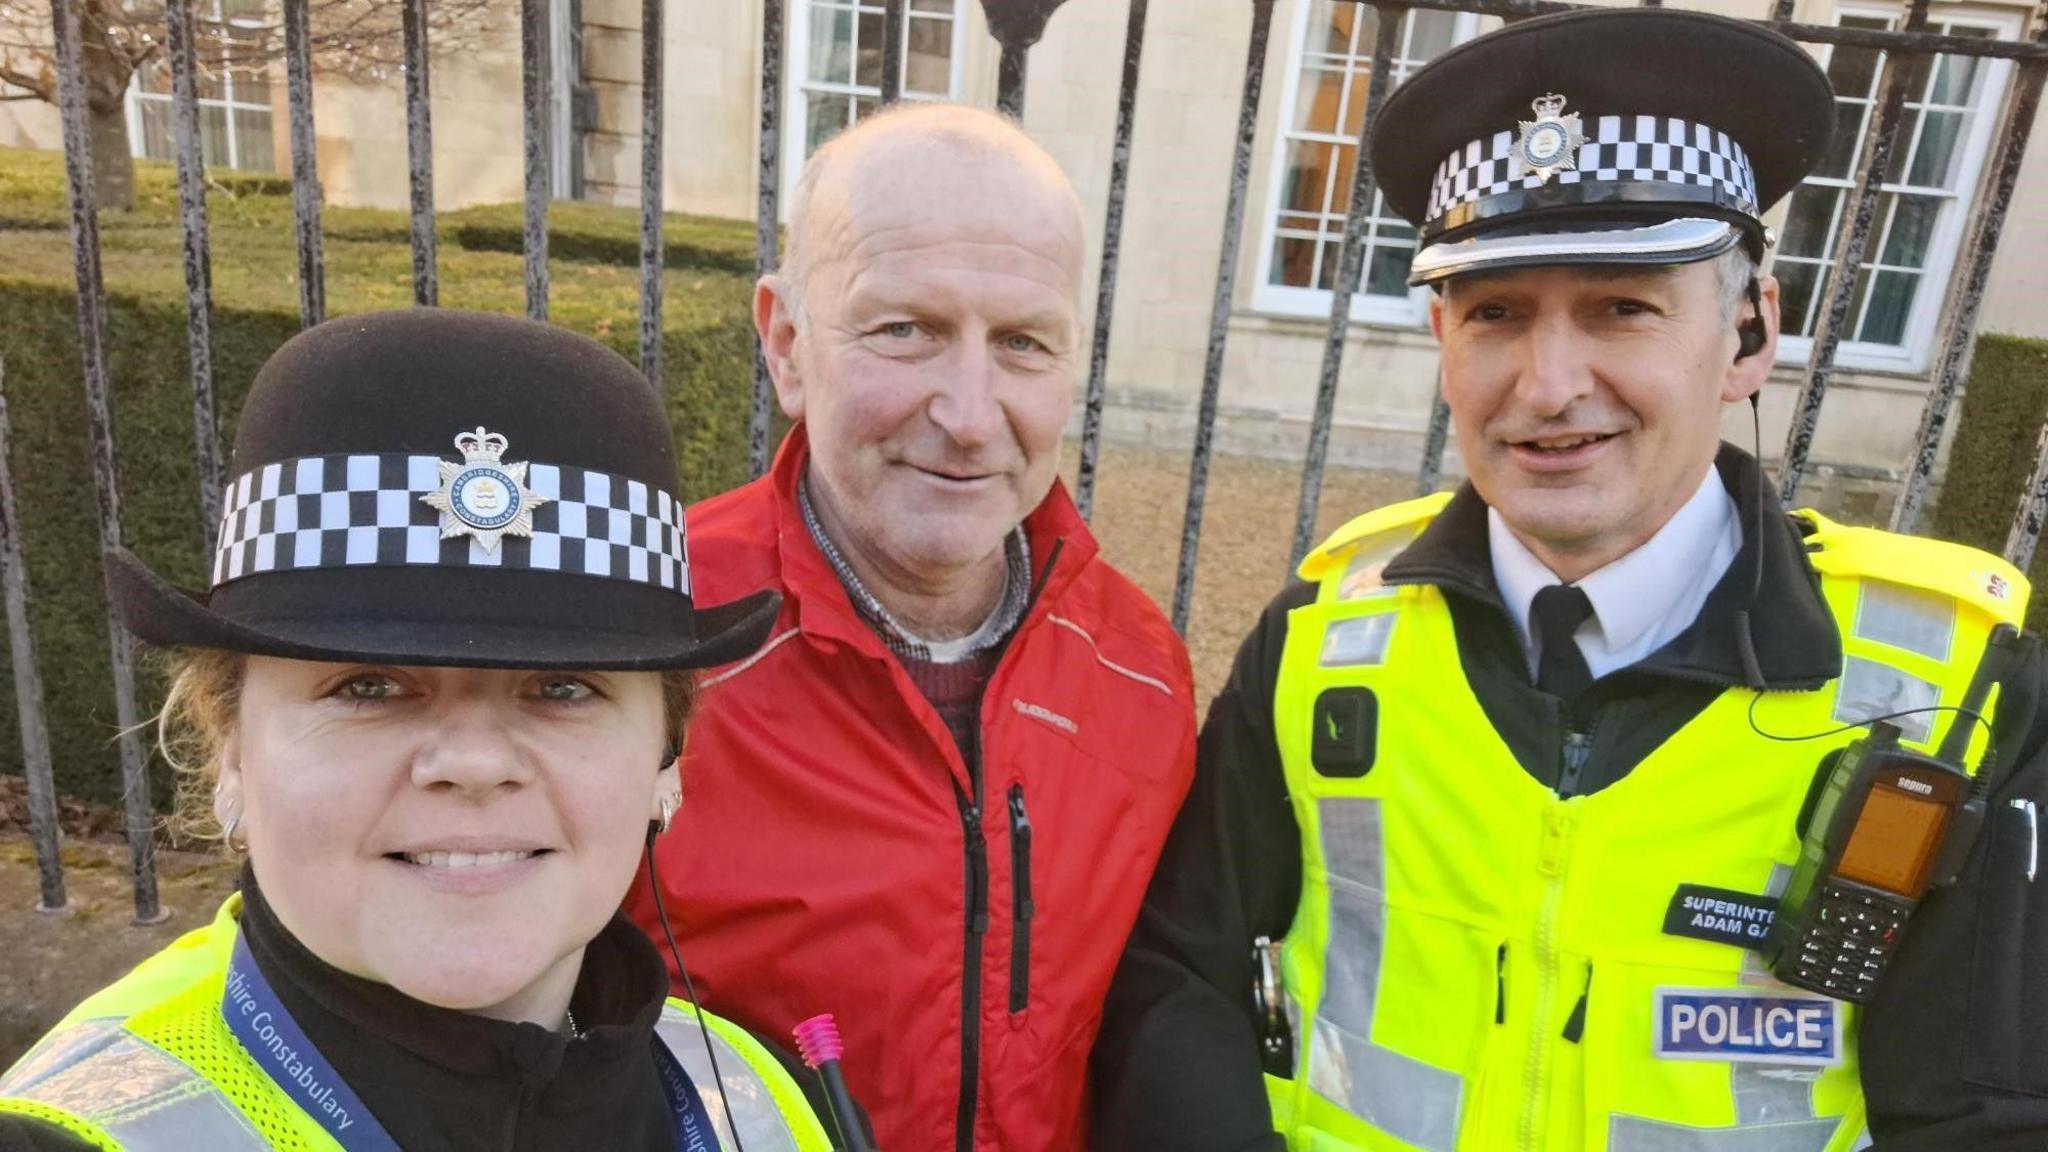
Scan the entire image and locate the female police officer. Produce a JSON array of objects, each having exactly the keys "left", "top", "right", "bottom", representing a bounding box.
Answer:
[{"left": 0, "top": 310, "right": 833, "bottom": 1151}]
